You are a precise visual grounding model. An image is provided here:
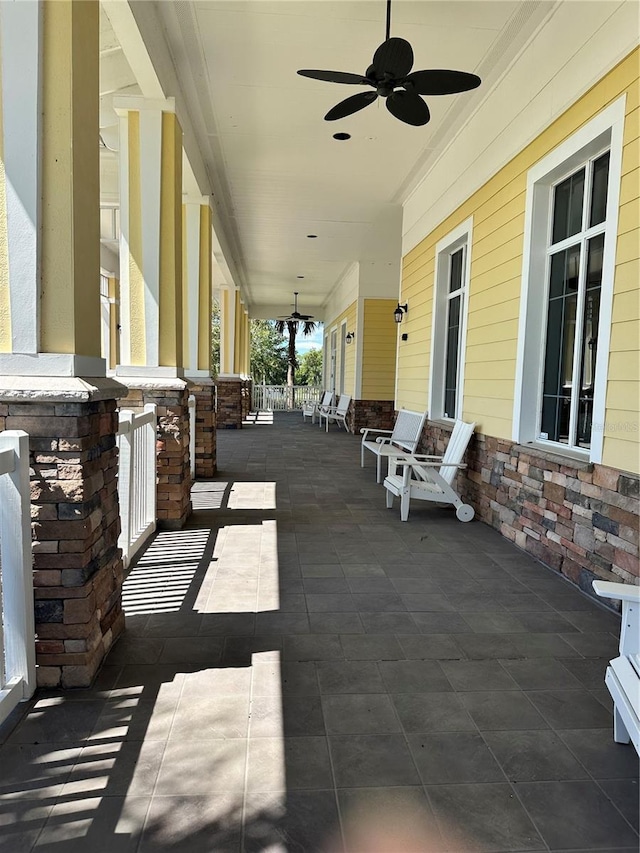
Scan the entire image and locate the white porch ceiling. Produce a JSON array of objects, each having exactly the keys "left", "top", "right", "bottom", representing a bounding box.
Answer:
[{"left": 102, "top": 1, "right": 562, "bottom": 317}]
